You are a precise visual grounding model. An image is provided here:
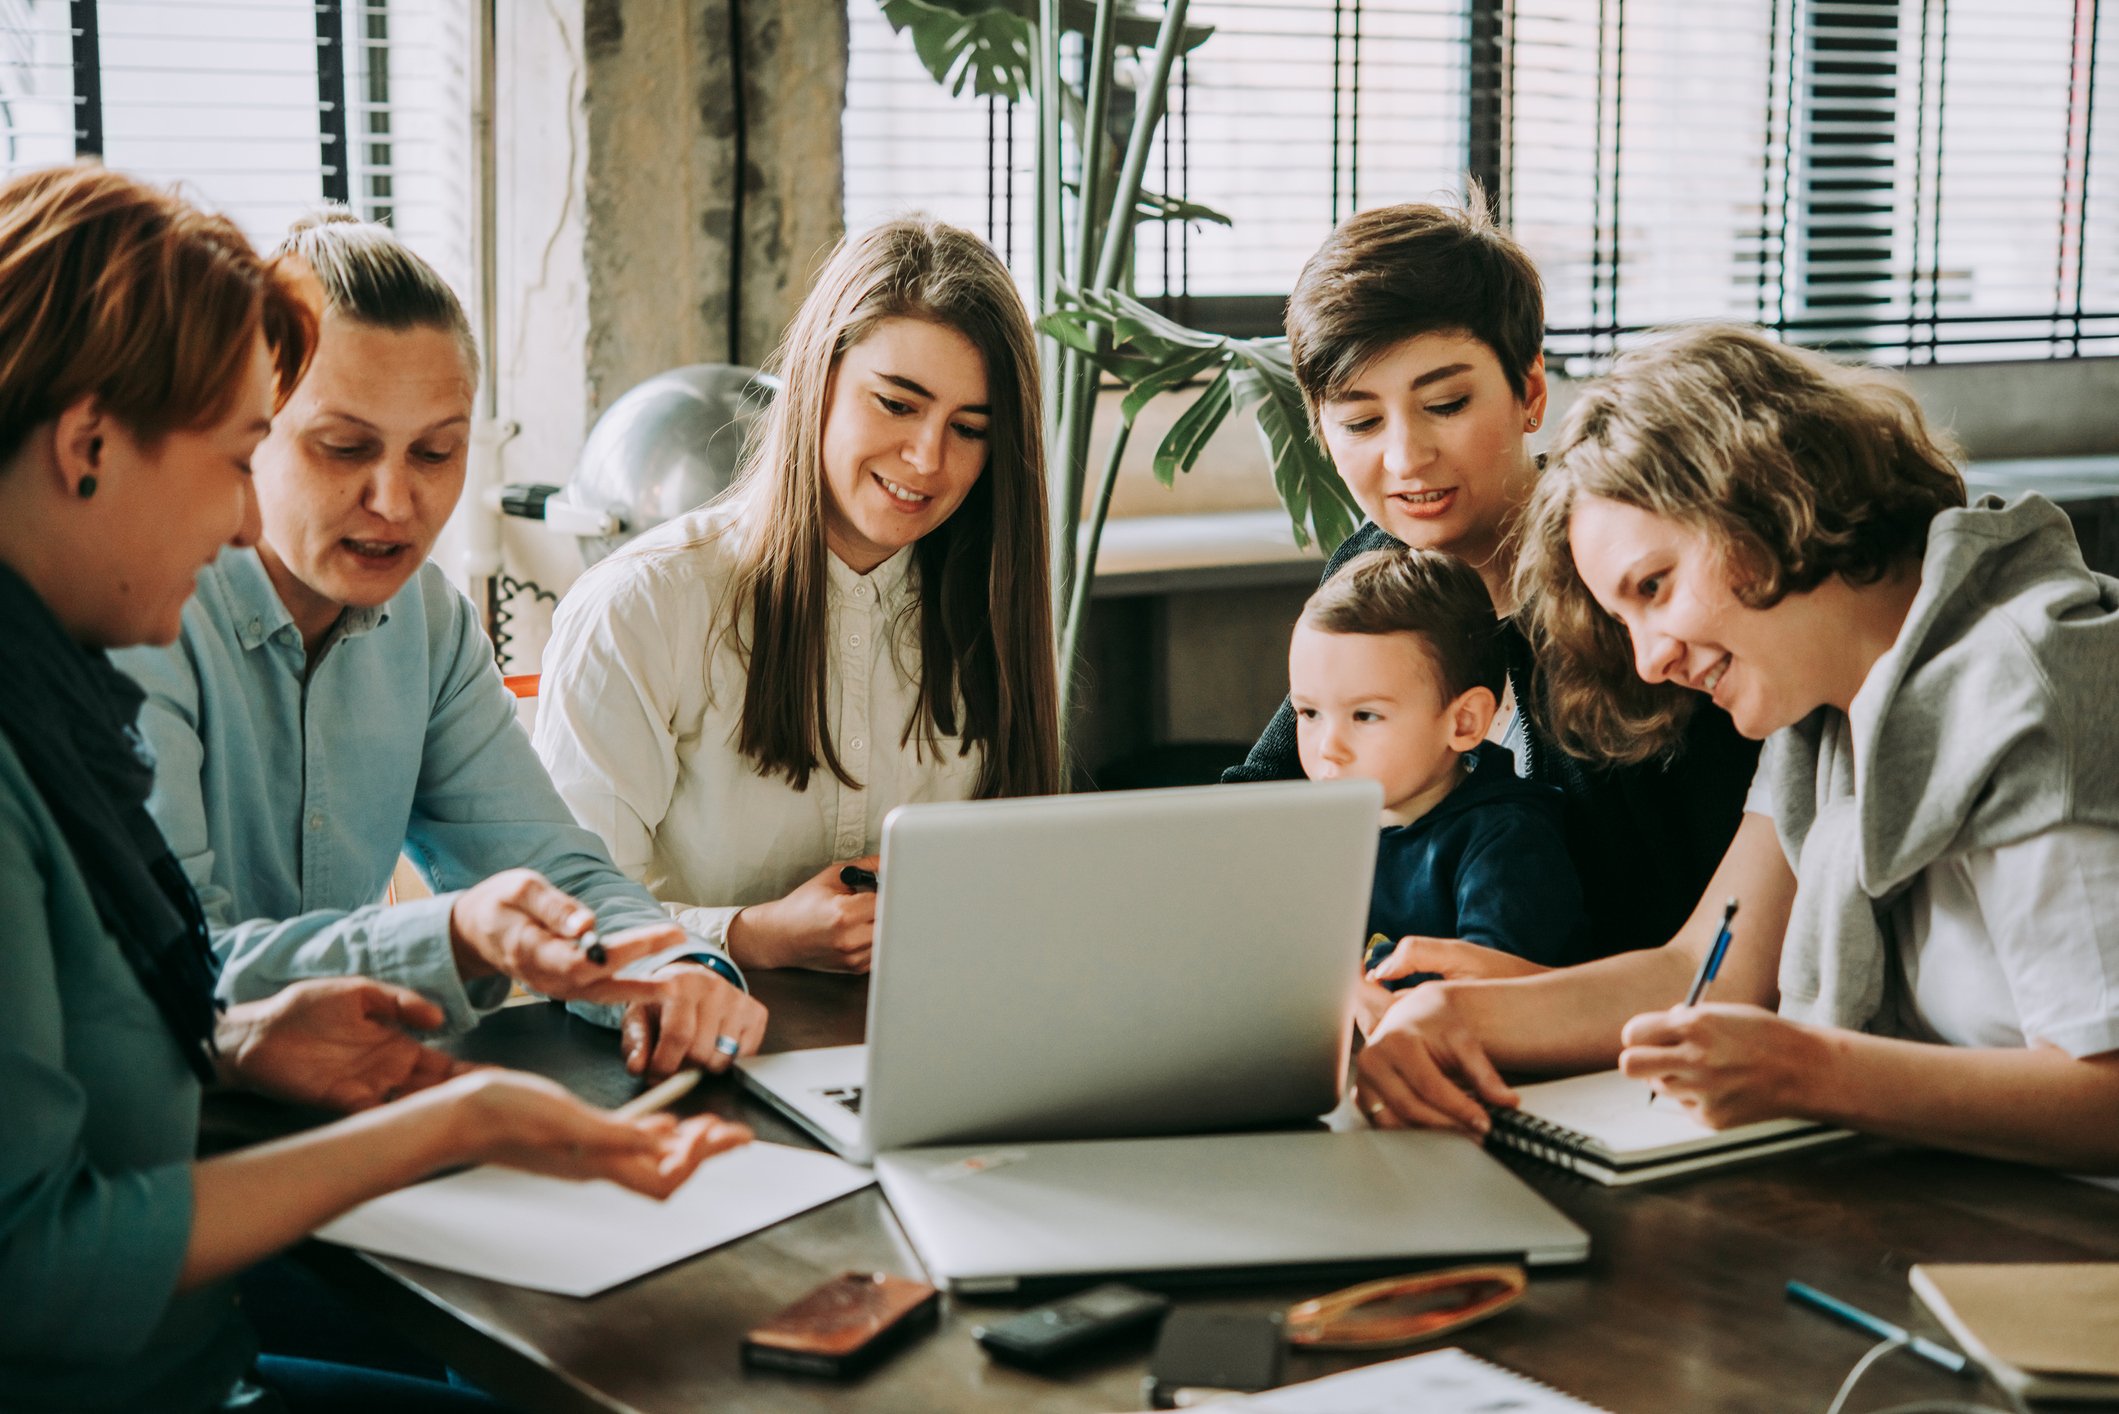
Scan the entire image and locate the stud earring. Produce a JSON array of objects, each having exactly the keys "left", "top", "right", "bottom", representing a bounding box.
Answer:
[
  {"left": 1527, "top": 416, "right": 1540, "bottom": 431},
  {"left": 77, "top": 475, "right": 97, "bottom": 499}
]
